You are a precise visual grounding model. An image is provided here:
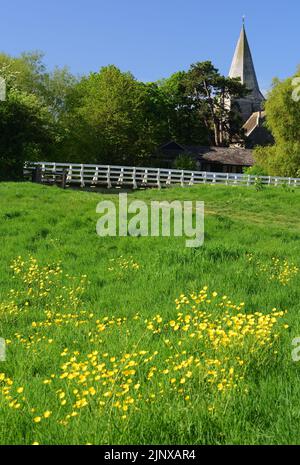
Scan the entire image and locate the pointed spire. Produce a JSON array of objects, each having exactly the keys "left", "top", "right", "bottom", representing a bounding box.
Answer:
[{"left": 229, "top": 22, "right": 265, "bottom": 122}]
